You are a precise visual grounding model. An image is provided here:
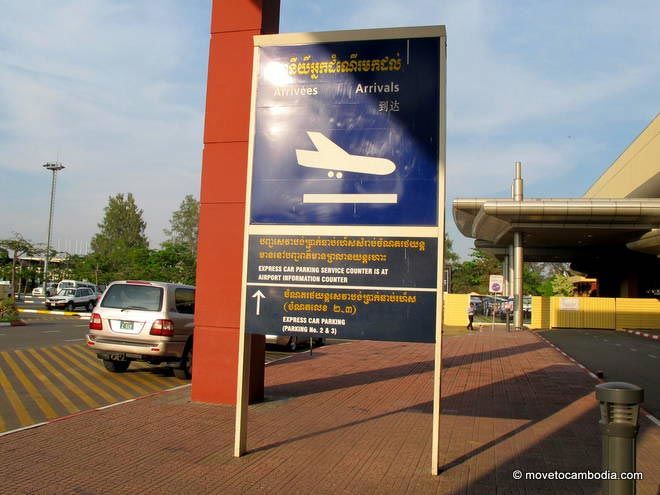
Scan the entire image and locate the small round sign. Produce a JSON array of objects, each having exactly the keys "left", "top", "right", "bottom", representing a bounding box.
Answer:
[{"left": 491, "top": 282, "right": 501, "bottom": 292}]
